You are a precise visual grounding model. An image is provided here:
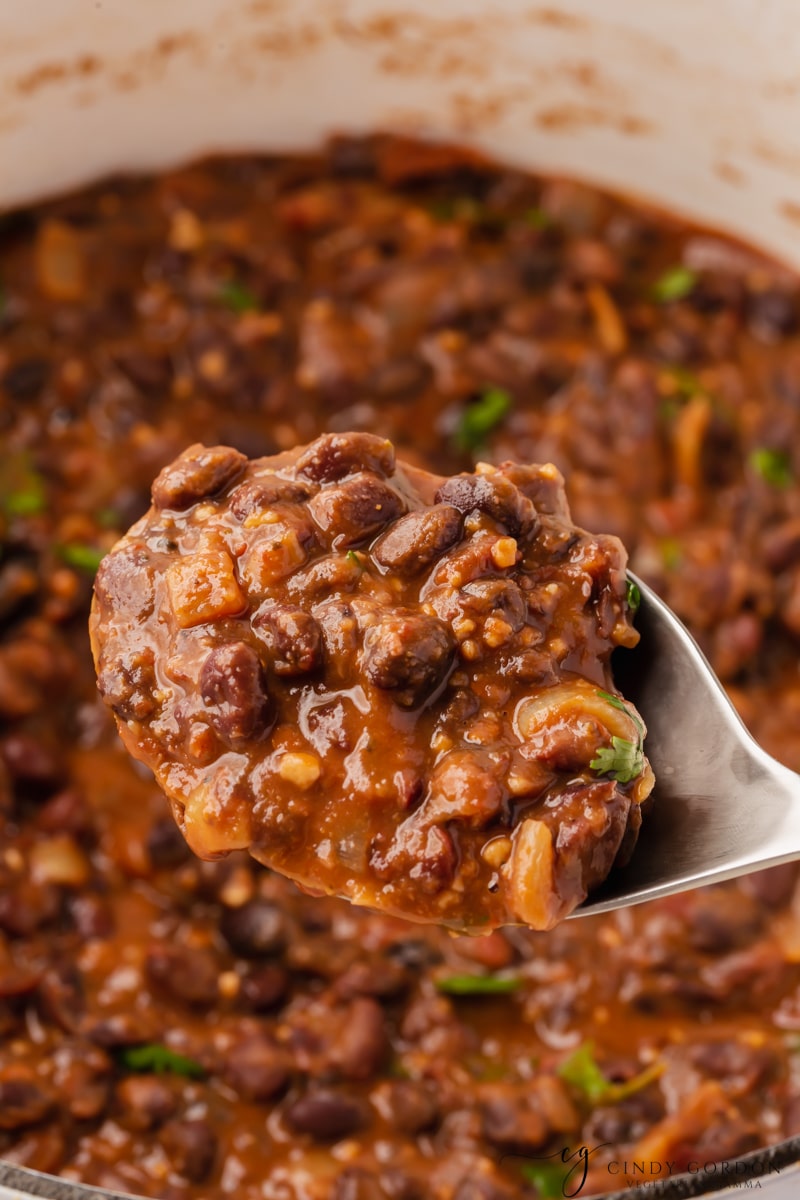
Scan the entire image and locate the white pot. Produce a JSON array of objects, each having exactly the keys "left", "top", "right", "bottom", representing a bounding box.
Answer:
[{"left": 3, "top": 0, "right": 800, "bottom": 265}]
